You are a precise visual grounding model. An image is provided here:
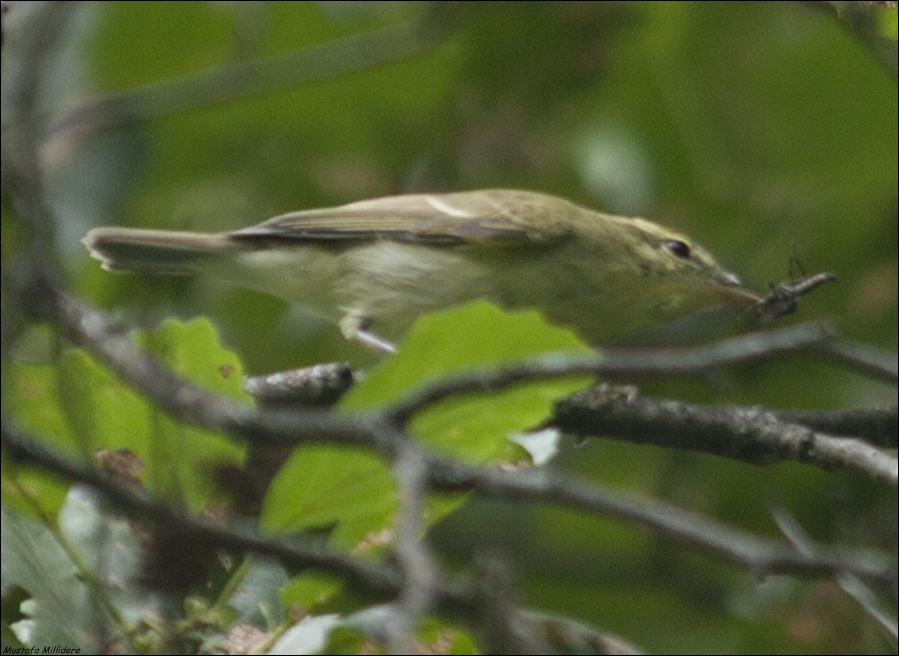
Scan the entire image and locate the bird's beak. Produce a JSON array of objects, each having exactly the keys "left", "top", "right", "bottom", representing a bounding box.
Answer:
[{"left": 714, "top": 276, "right": 765, "bottom": 306}]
